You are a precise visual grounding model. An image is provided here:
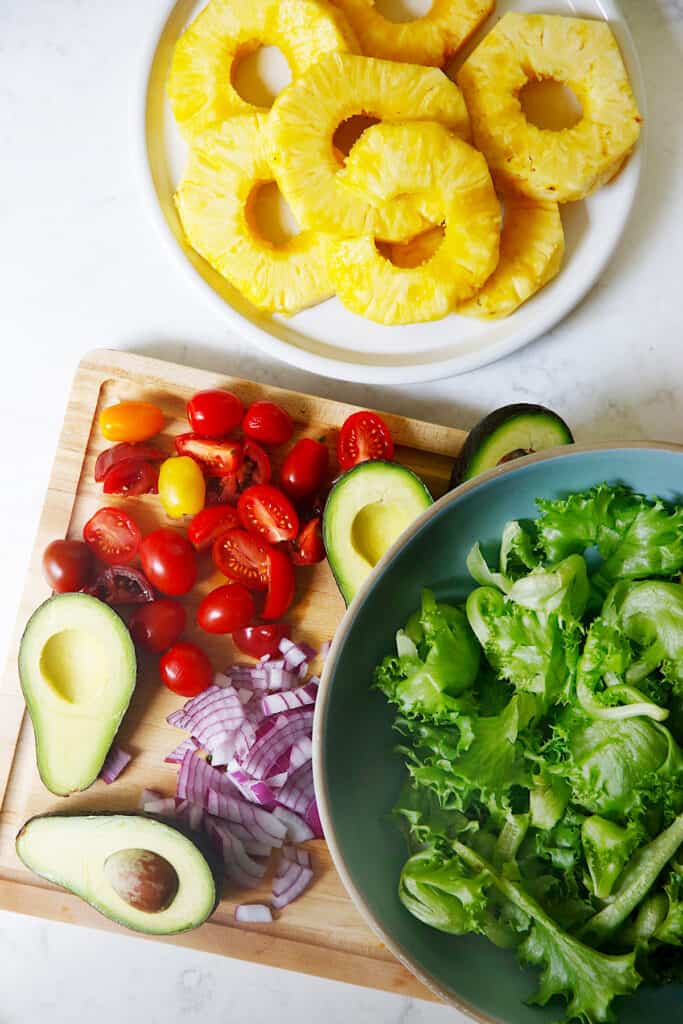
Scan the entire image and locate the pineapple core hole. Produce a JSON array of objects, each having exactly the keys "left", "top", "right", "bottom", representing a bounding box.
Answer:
[
  {"left": 519, "top": 79, "right": 583, "bottom": 132},
  {"left": 232, "top": 45, "right": 292, "bottom": 108},
  {"left": 375, "top": 0, "right": 434, "bottom": 23},
  {"left": 378, "top": 225, "right": 445, "bottom": 269},
  {"left": 248, "top": 181, "right": 301, "bottom": 247},
  {"left": 333, "top": 115, "right": 381, "bottom": 163}
]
